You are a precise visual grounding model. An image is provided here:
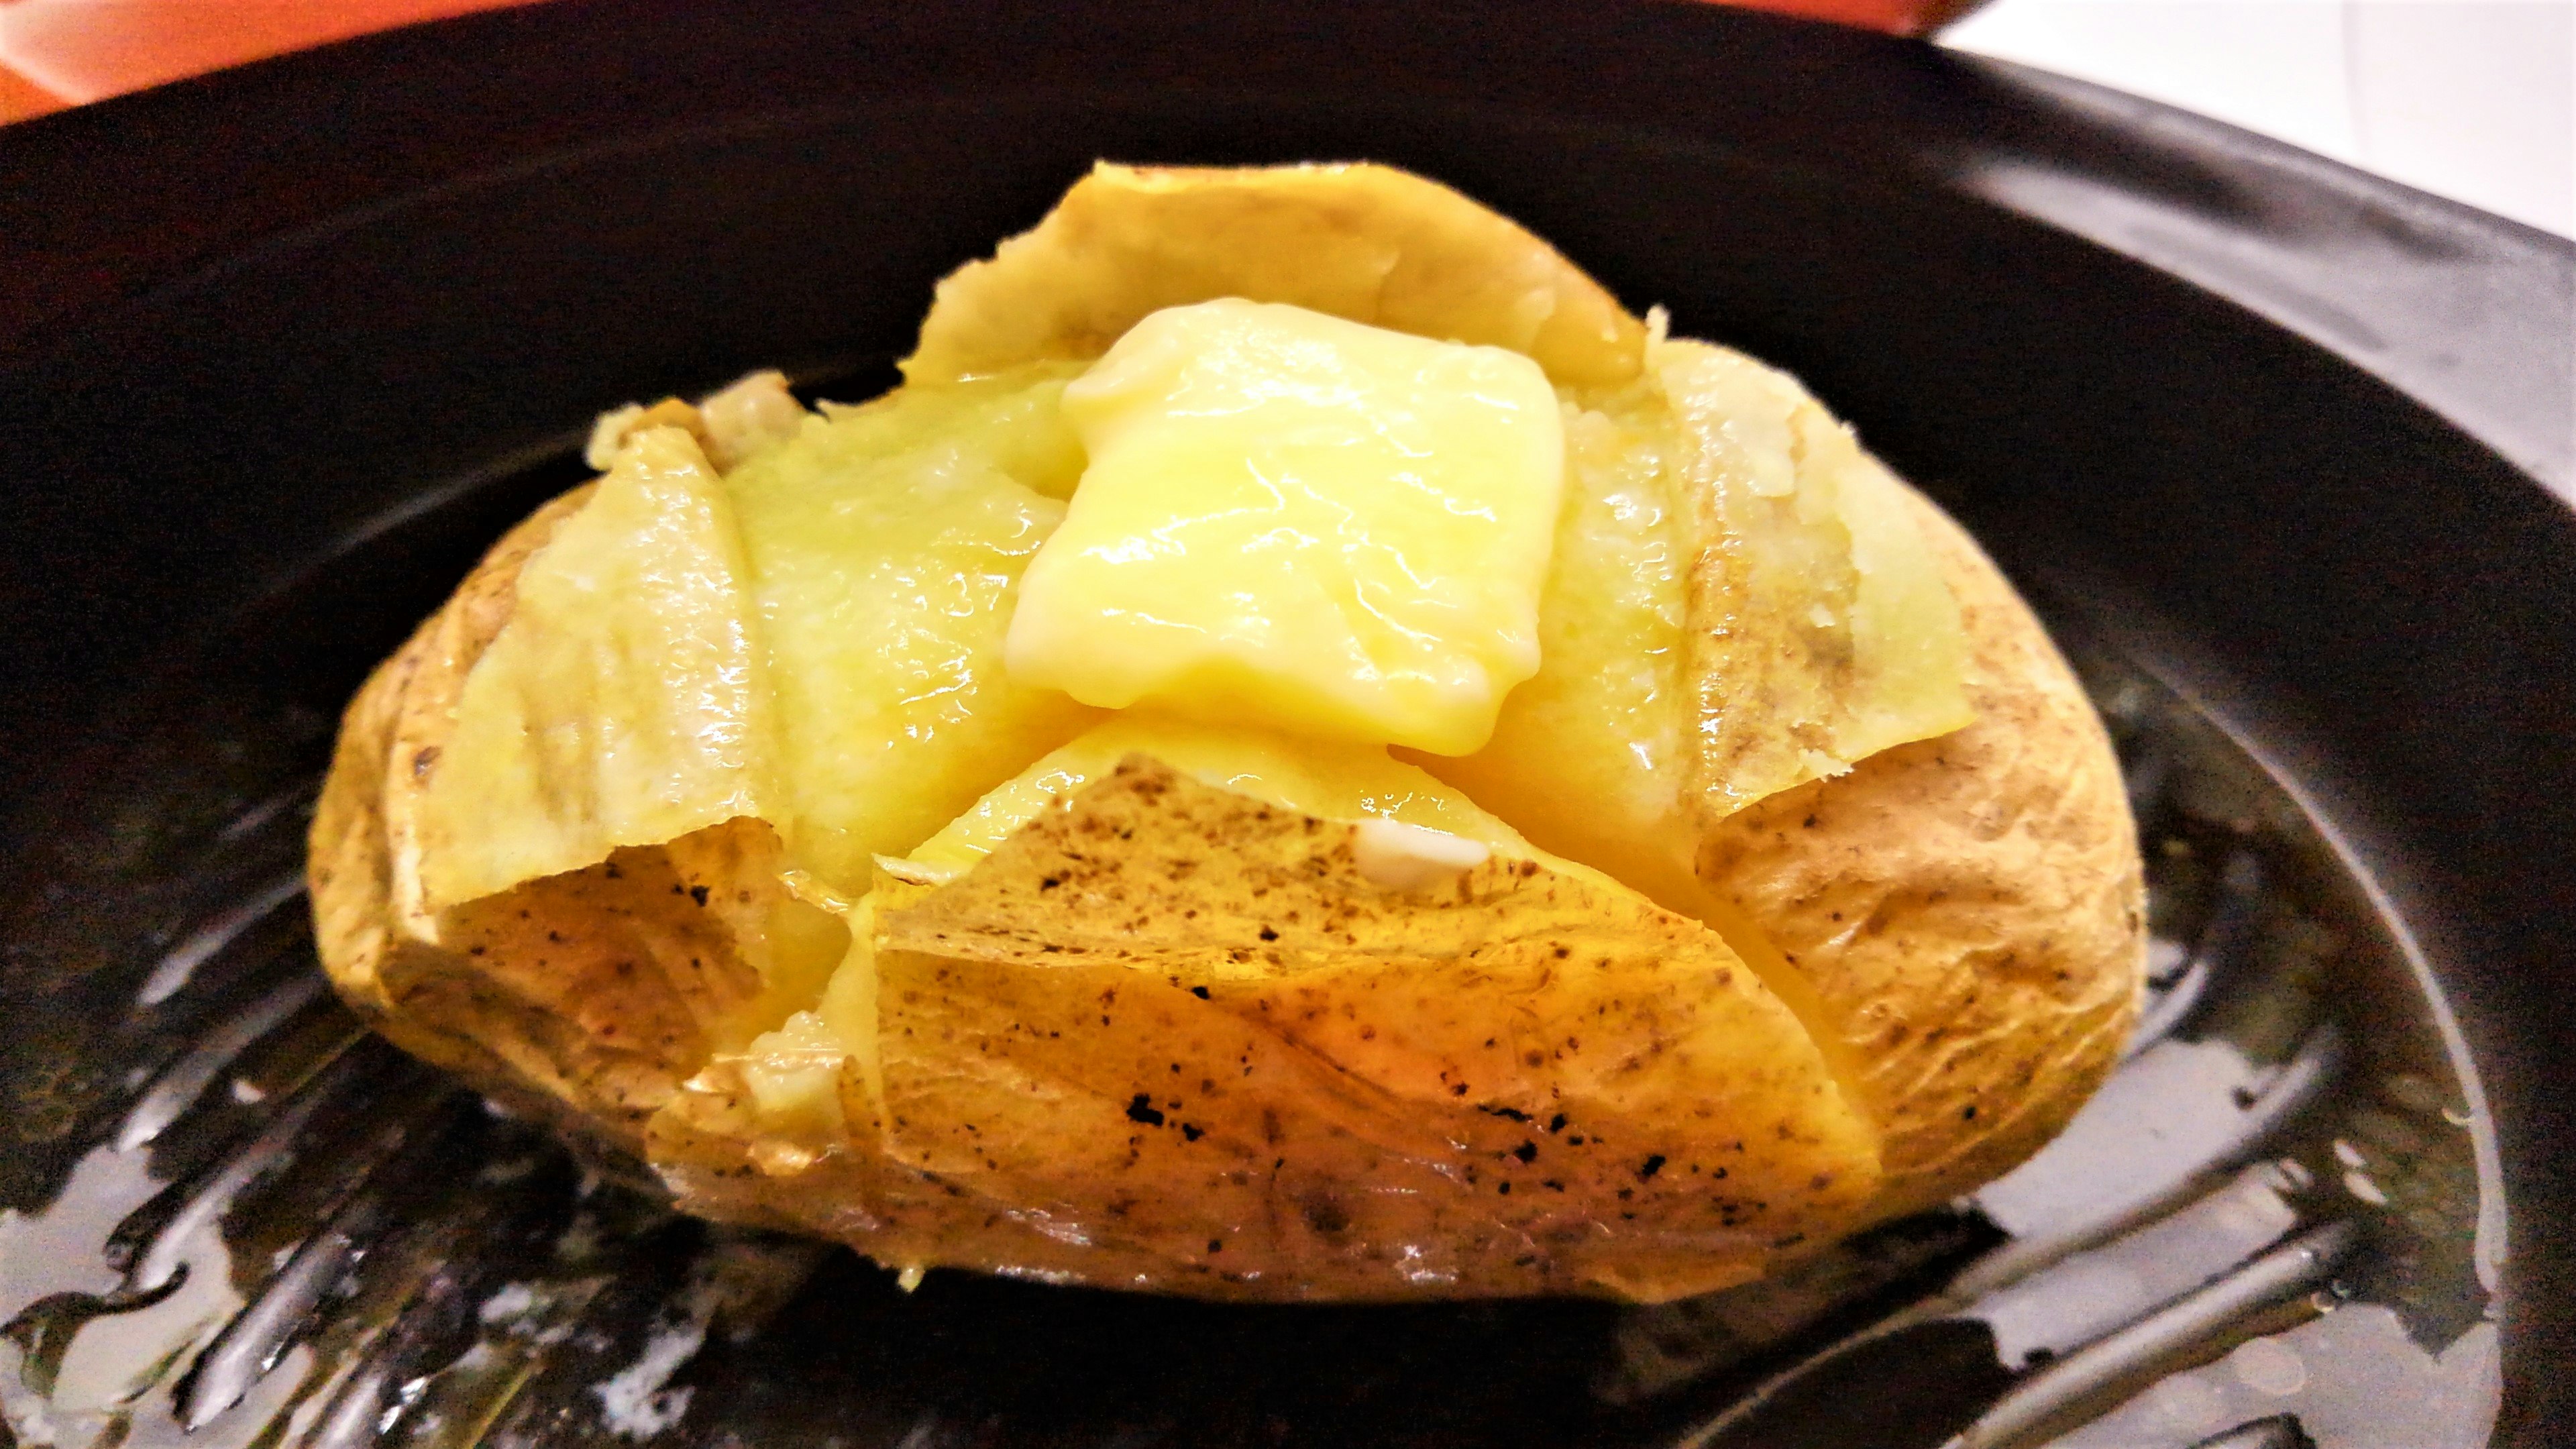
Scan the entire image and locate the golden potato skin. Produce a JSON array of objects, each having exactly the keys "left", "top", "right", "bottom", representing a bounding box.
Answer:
[
  {"left": 1697, "top": 495, "right": 2145, "bottom": 1222},
  {"left": 906, "top": 162, "right": 1646, "bottom": 389},
  {"left": 661, "top": 760, "right": 1876, "bottom": 1303},
  {"left": 309, "top": 484, "right": 793, "bottom": 1161}
]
